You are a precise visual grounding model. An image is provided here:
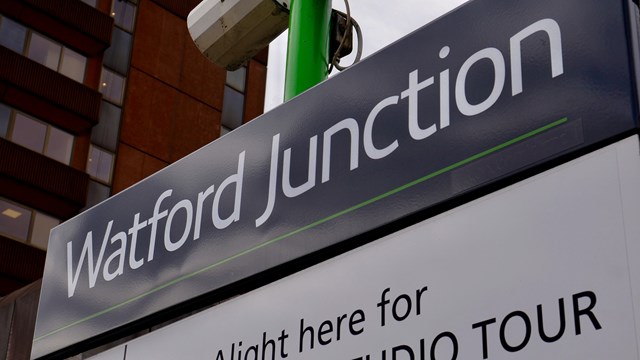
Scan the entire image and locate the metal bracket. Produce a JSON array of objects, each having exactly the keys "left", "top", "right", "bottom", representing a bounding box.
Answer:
[{"left": 330, "top": 10, "right": 354, "bottom": 60}]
